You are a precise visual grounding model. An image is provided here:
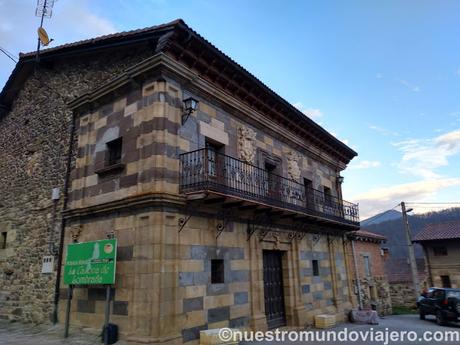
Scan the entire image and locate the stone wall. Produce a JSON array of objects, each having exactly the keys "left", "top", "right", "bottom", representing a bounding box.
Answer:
[
  {"left": 60, "top": 209, "right": 354, "bottom": 344},
  {"left": 0, "top": 47, "right": 157, "bottom": 323},
  {"left": 60, "top": 63, "right": 357, "bottom": 344}
]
